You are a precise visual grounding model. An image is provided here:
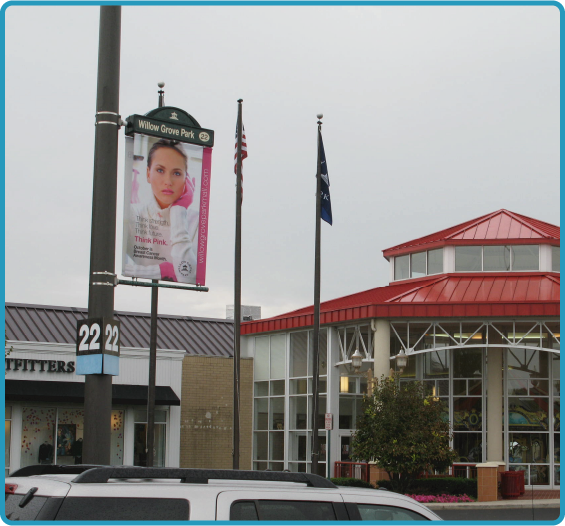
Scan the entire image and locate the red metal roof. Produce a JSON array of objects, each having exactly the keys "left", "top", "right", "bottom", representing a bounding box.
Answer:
[
  {"left": 383, "top": 210, "right": 560, "bottom": 258},
  {"left": 241, "top": 273, "right": 560, "bottom": 335}
]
